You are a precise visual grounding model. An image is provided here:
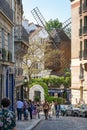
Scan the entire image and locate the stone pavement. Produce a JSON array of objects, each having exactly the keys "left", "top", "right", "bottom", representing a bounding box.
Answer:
[
  {"left": 16, "top": 118, "right": 42, "bottom": 130},
  {"left": 16, "top": 112, "right": 44, "bottom": 130}
]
